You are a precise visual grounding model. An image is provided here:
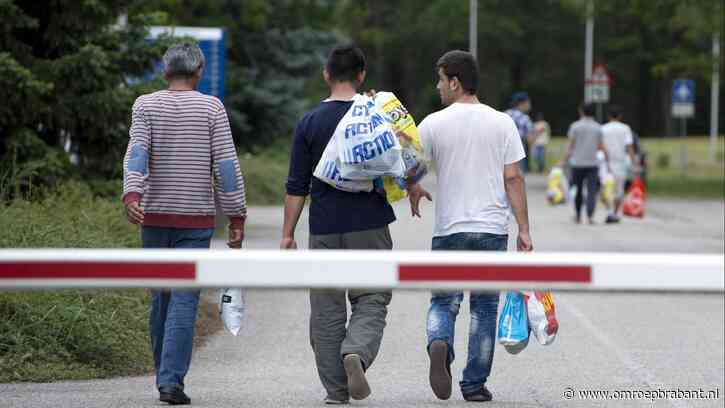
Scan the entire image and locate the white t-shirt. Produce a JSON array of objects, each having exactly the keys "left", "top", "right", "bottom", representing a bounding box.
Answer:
[
  {"left": 601, "top": 121, "right": 633, "bottom": 164},
  {"left": 419, "top": 103, "right": 526, "bottom": 237}
]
